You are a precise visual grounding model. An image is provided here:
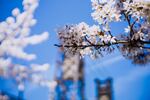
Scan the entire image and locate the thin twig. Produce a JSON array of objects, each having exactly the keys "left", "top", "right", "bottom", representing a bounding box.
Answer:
[
  {"left": 84, "top": 36, "right": 94, "bottom": 45},
  {"left": 131, "top": 18, "right": 138, "bottom": 29},
  {"left": 108, "top": 31, "right": 113, "bottom": 37},
  {"left": 123, "top": 12, "right": 135, "bottom": 37}
]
